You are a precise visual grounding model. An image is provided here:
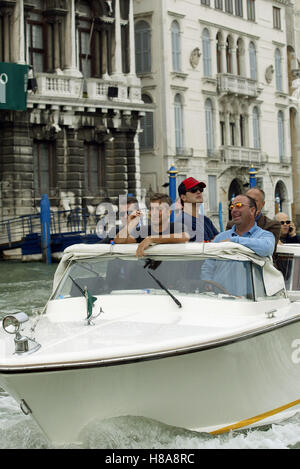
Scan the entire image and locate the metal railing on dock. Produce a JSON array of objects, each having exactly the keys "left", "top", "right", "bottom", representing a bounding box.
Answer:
[{"left": 0, "top": 208, "right": 89, "bottom": 250}]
